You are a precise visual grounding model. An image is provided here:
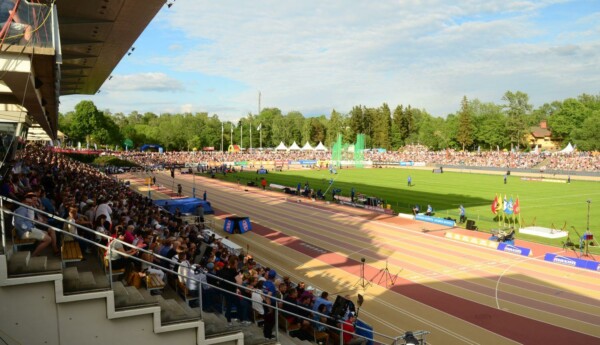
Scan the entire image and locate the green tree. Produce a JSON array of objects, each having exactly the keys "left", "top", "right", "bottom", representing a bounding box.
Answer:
[
  {"left": 502, "top": 91, "right": 532, "bottom": 150},
  {"left": 456, "top": 96, "right": 475, "bottom": 151},
  {"left": 326, "top": 109, "right": 344, "bottom": 147},
  {"left": 571, "top": 112, "right": 600, "bottom": 151},
  {"left": 372, "top": 103, "right": 391, "bottom": 149},
  {"left": 68, "top": 100, "right": 103, "bottom": 143},
  {"left": 547, "top": 98, "right": 589, "bottom": 142}
]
